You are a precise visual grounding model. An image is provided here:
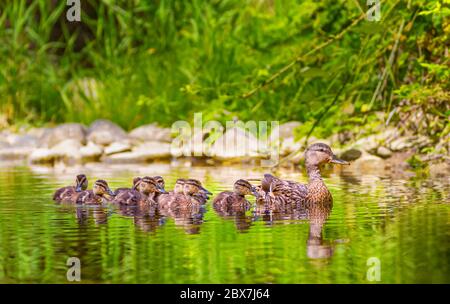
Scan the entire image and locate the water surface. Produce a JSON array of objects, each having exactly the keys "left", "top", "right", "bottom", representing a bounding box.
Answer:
[{"left": 0, "top": 163, "right": 448, "bottom": 283}]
